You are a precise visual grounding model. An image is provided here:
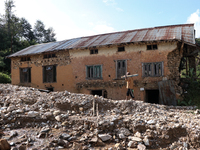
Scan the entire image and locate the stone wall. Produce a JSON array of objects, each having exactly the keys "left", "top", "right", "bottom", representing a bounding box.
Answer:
[{"left": 11, "top": 50, "right": 71, "bottom": 70}]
